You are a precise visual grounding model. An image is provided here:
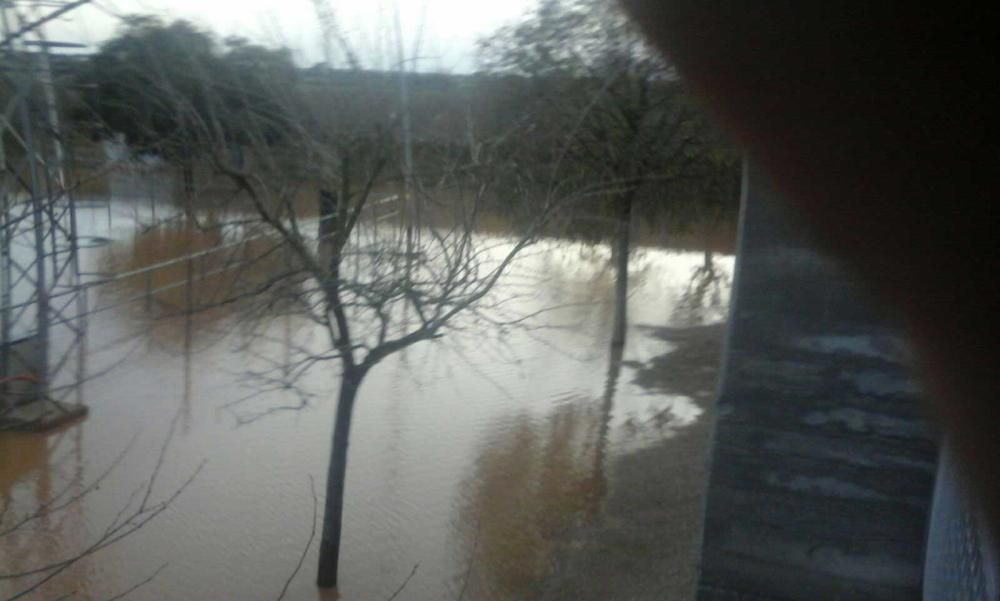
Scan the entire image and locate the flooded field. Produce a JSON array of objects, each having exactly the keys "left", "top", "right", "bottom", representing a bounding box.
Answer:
[{"left": 1, "top": 197, "right": 732, "bottom": 601}]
